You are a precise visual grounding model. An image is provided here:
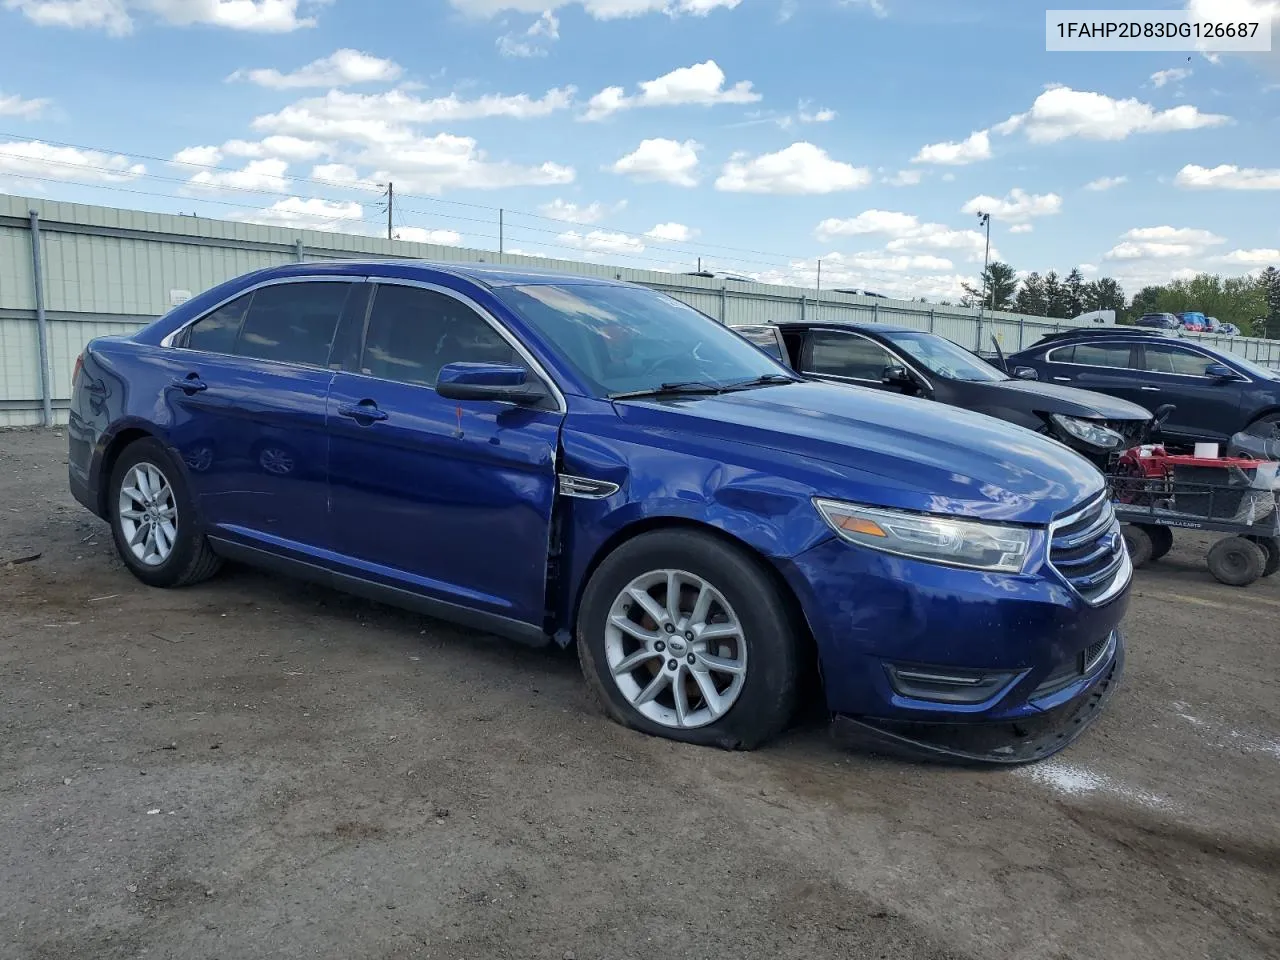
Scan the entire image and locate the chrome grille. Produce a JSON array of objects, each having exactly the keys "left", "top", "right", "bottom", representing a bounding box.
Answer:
[{"left": 1049, "top": 494, "right": 1130, "bottom": 605}]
